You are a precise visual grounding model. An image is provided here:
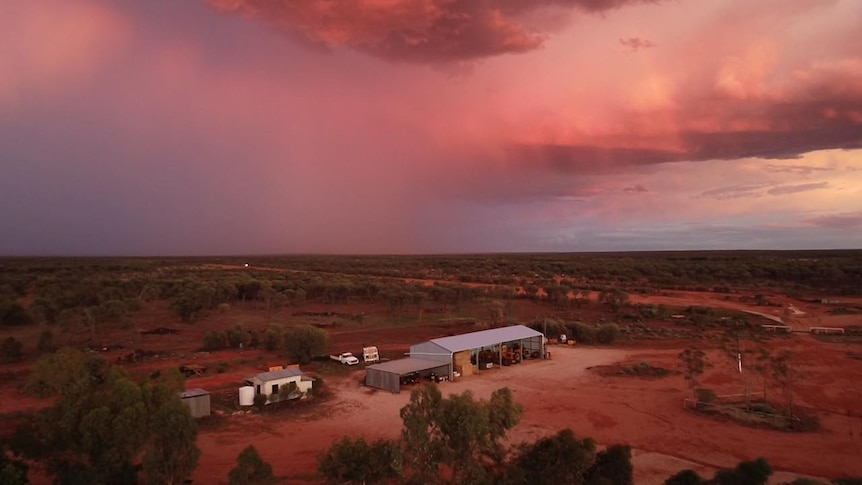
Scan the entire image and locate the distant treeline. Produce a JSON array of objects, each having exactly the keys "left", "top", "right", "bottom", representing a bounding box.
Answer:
[{"left": 1, "top": 250, "right": 859, "bottom": 327}]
